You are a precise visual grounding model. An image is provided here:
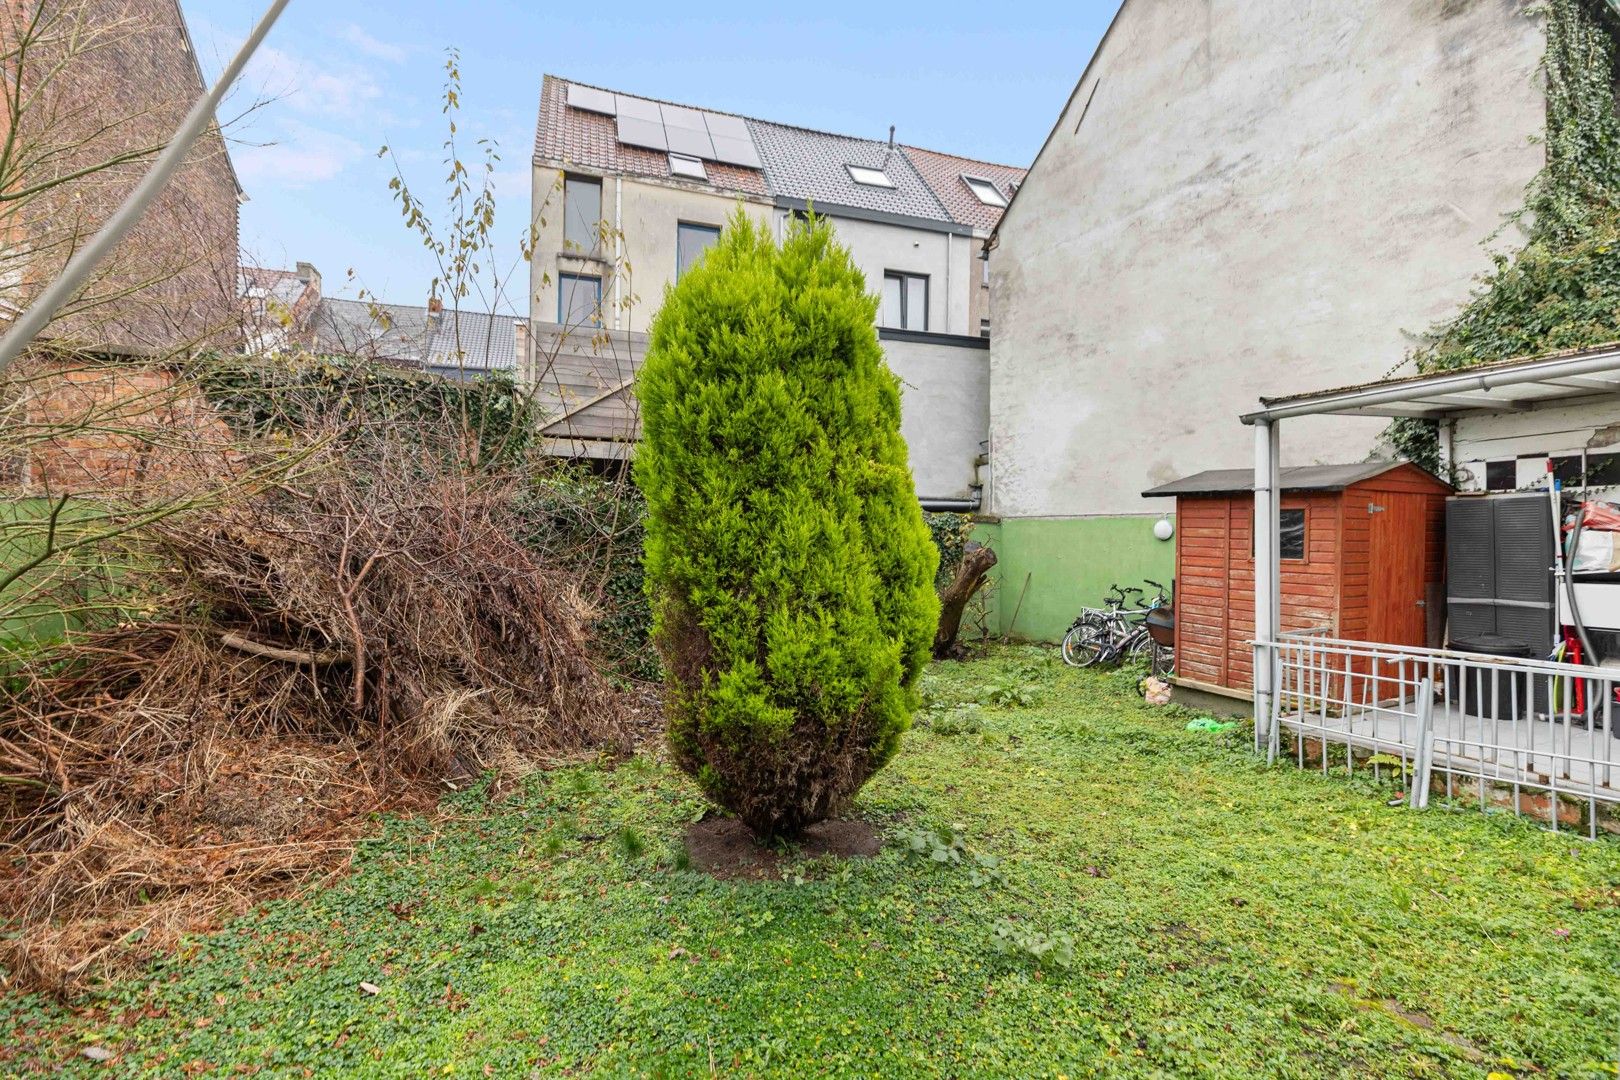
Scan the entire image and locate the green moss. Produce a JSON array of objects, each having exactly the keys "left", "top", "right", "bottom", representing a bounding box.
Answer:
[{"left": 5, "top": 651, "right": 1617, "bottom": 1076}]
